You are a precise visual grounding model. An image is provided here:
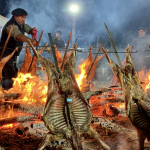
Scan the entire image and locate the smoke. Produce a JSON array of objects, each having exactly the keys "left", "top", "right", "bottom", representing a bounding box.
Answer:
[
  {"left": 4, "top": 0, "right": 150, "bottom": 71},
  {"left": 5, "top": 0, "right": 150, "bottom": 48}
]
